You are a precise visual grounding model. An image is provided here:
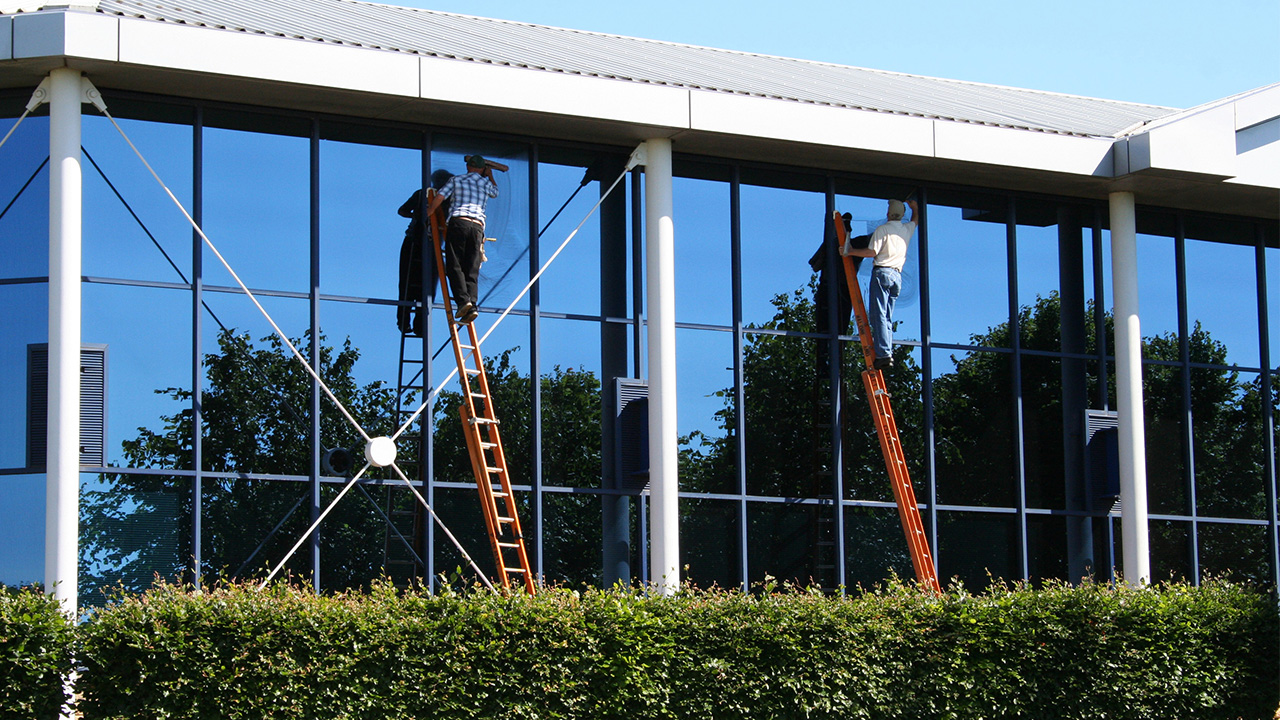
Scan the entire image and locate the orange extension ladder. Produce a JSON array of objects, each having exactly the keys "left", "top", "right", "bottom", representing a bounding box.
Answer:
[
  {"left": 833, "top": 211, "right": 942, "bottom": 593},
  {"left": 426, "top": 191, "right": 536, "bottom": 594}
]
